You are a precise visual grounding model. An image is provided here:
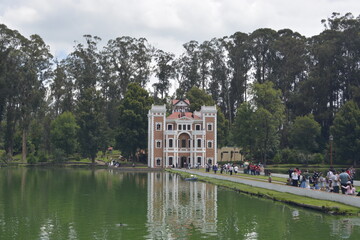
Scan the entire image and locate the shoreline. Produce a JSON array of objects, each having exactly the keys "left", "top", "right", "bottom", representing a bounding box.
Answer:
[
  {"left": 0, "top": 162, "right": 163, "bottom": 171},
  {"left": 167, "top": 168, "right": 360, "bottom": 216}
]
